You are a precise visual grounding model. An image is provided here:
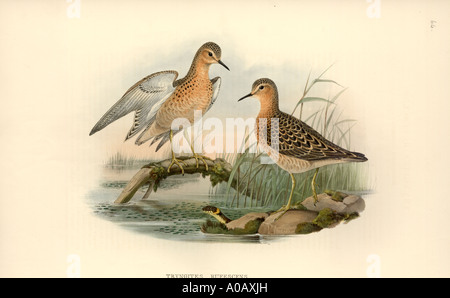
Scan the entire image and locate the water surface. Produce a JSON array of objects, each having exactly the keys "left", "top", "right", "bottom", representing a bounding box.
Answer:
[{"left": 87, "top": 165, "right": 275, "bottom": 243}]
